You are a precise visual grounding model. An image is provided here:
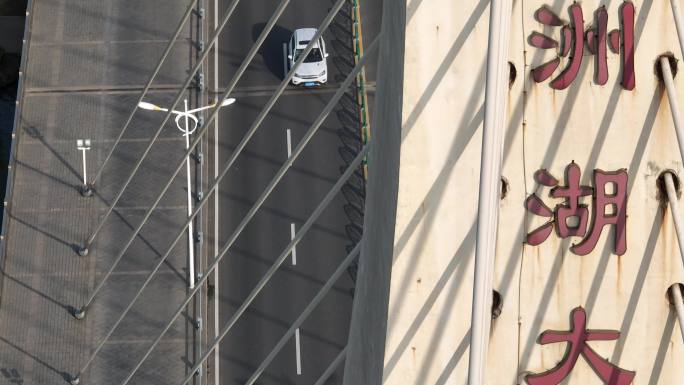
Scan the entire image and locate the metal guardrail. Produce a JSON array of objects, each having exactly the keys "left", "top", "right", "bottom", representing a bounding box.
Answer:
[
  {"left": 0, "top": 0, "right": 35, "bottom": 305},
  {"left": 193, "top": 1, "right": 206, "bottom": 382},
  {"left": 351, "top": 0, "right": 371, "bottom": 179}
]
